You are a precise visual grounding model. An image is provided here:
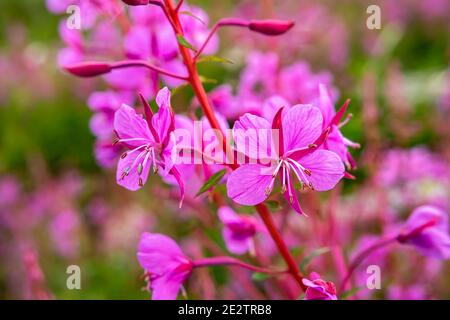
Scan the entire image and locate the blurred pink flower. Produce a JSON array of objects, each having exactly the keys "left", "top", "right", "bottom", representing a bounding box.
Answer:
[
  {"left": 218, "top": 206, "right": 259, "bottom": 255},
  {"left": 398, "top": 205, "right": 450, "bottom": 259},
  {"left": 387, "top": 284, "right": 427, "bottom": 300},
  {"left": 137, "top": 233, "right": 193, "bottom": 300},
  {"left": 50, "top": 209, "right": 80, "bottom": 258},
  {"left": 211, "top": 51, "right": 338, "bottom": 120},
  {"left": 302, "top": 272, "right": 337, "bottom": 300}
]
